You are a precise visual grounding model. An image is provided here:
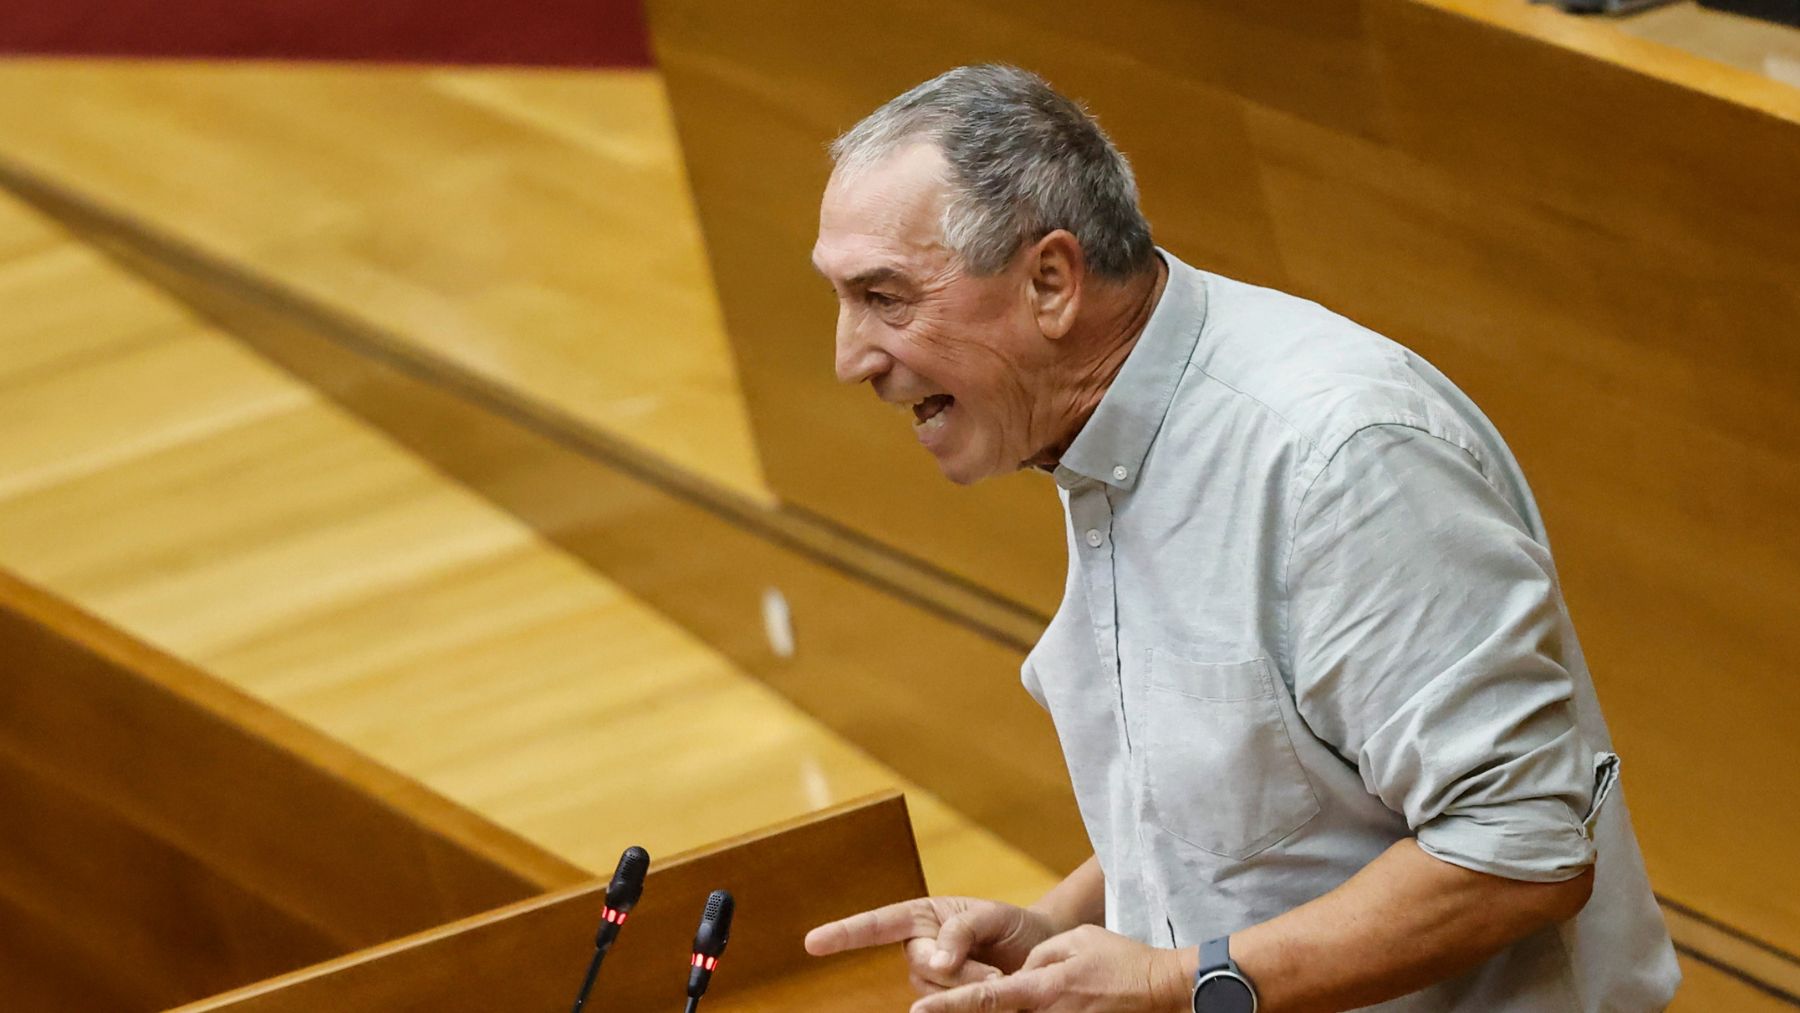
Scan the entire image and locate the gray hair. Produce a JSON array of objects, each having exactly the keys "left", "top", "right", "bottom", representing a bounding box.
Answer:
[{"left": 830, "top": 64, "right": 1155, "bottom": 281}]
